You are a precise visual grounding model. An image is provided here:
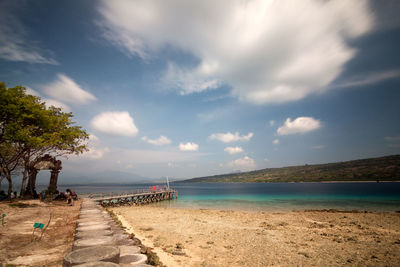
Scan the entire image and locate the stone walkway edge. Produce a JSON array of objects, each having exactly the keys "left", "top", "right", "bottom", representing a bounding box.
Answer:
[{"left": 63, "top": 198, "right": 152, "bottom": 267}]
